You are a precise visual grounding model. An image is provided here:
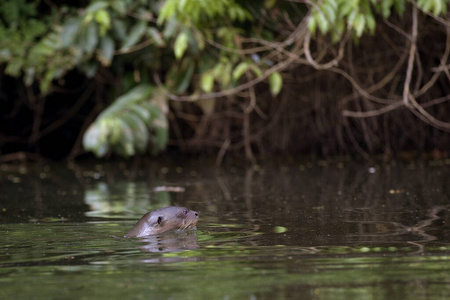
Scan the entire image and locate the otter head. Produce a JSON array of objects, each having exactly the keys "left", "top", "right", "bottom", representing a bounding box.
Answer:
[{"left": 125, "top": 206, "right": 199, "bottom": 238}]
